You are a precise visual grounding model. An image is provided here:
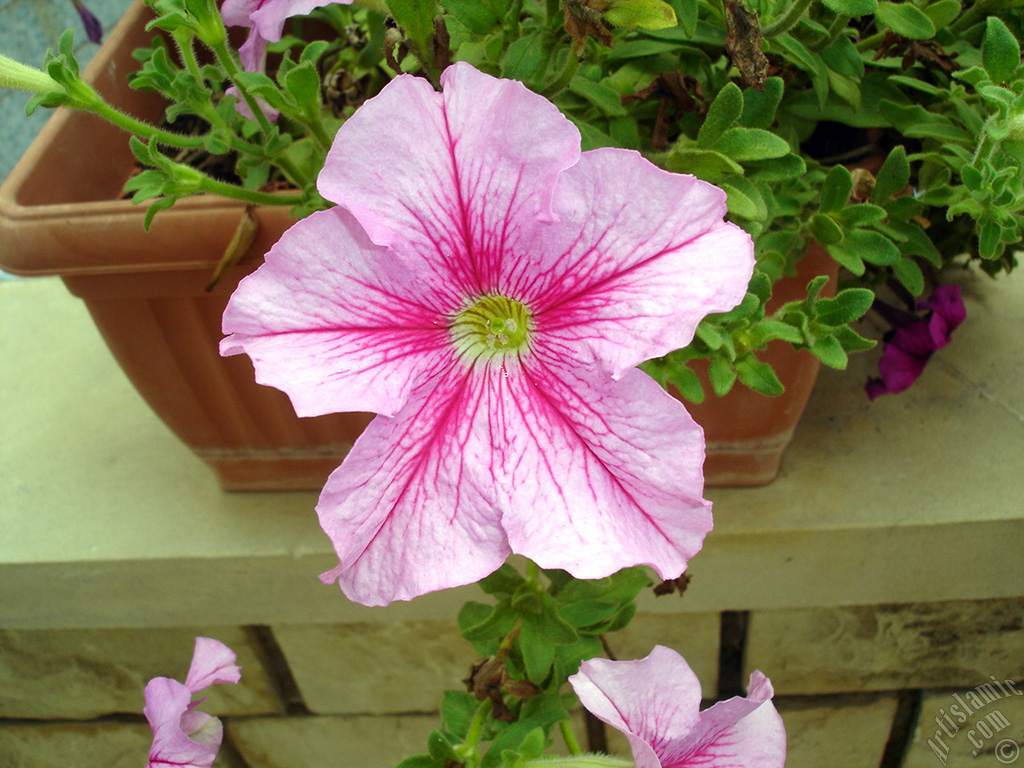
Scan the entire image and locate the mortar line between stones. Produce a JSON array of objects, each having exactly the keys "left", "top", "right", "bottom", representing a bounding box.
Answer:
[
  {"left": 244, "top": 625, "right": 312, "bottom": 716},
  {"left": 878, "top": 689, "right": 923, "bottom": 768}
]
